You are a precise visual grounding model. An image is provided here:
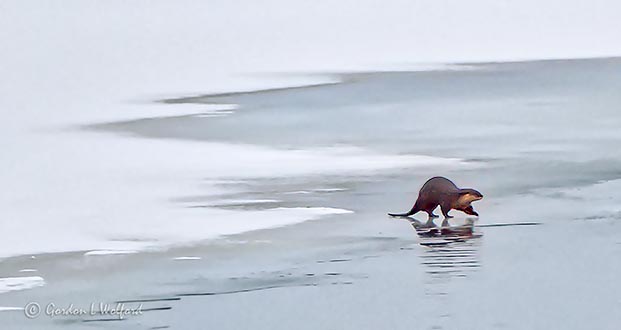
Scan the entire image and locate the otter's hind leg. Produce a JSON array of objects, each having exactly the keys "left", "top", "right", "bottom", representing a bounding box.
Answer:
[
  {"left": 425, "top": 204, "right": 440, "bottom": 219},
  {"left": 426, "top": 210, "right": 439, "bottom": 218}
]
